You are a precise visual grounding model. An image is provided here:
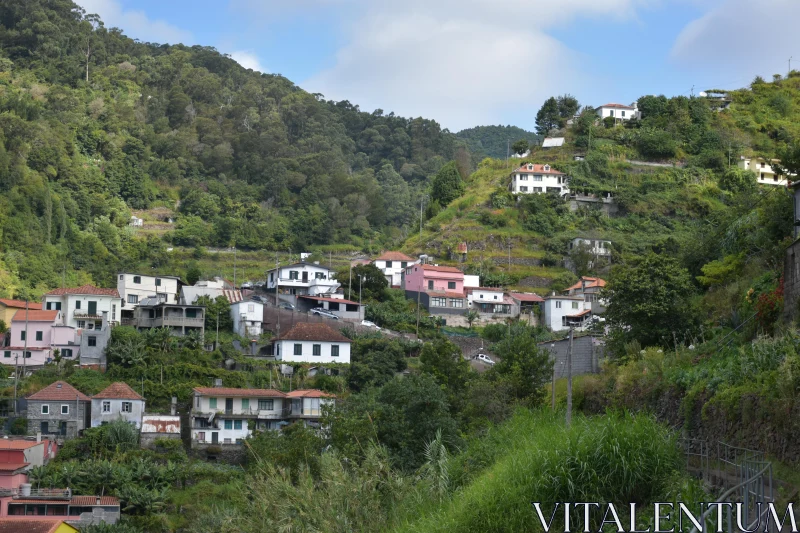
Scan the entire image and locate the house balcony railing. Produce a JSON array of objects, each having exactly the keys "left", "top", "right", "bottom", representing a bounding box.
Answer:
[
  {"left": 290, "top": 408, "right": 323, "bottom": 418},
  {"left": 135, "top": 317, "right": 205, "bottom": 328},
  {"left": 73, "top": 311, "right": 104, "bottom": 319},
  {"left": 0, "top": 488, "right": 72, "bottom": 499},
  {"left": 193, "top": 407, "right": 291, "bottom": 420}
]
